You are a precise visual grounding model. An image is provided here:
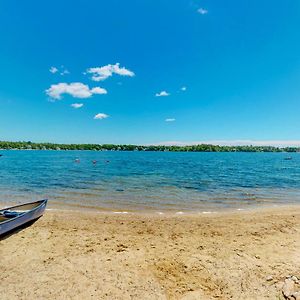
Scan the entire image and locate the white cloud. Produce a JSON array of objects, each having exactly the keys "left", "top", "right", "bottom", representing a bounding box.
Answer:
[
  {"left": 91, "top": 87, "right": 107, "bottom": 94},
  {"left": 45, "top": 82, "right": 107, "bottom": 100},
  {"left": 155, "top": 91, "right": 170, "bottom": 97},
  {"left": 165, "top": 118, "right": 176, "bottom": 122},
  {"left": 49, "top": 66, "right": 58, "bottom": 74},
  {"left": 152, "top": 140, "right": 300, "bottom": 147},
  {"left": 94, "top": 113, "right": 109, "bottom": 120},
  {"left": 71, "top": 103, "right": 84, "bottom": 109},
  {"left": 86, "top": 63, "right": 135, "bottom": 81},
  {"left": 197, "top": 8, "right": 208, "bottom": 15},
  {"left": 181, "top": 86, "right": 187, "bottom": 91}
]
